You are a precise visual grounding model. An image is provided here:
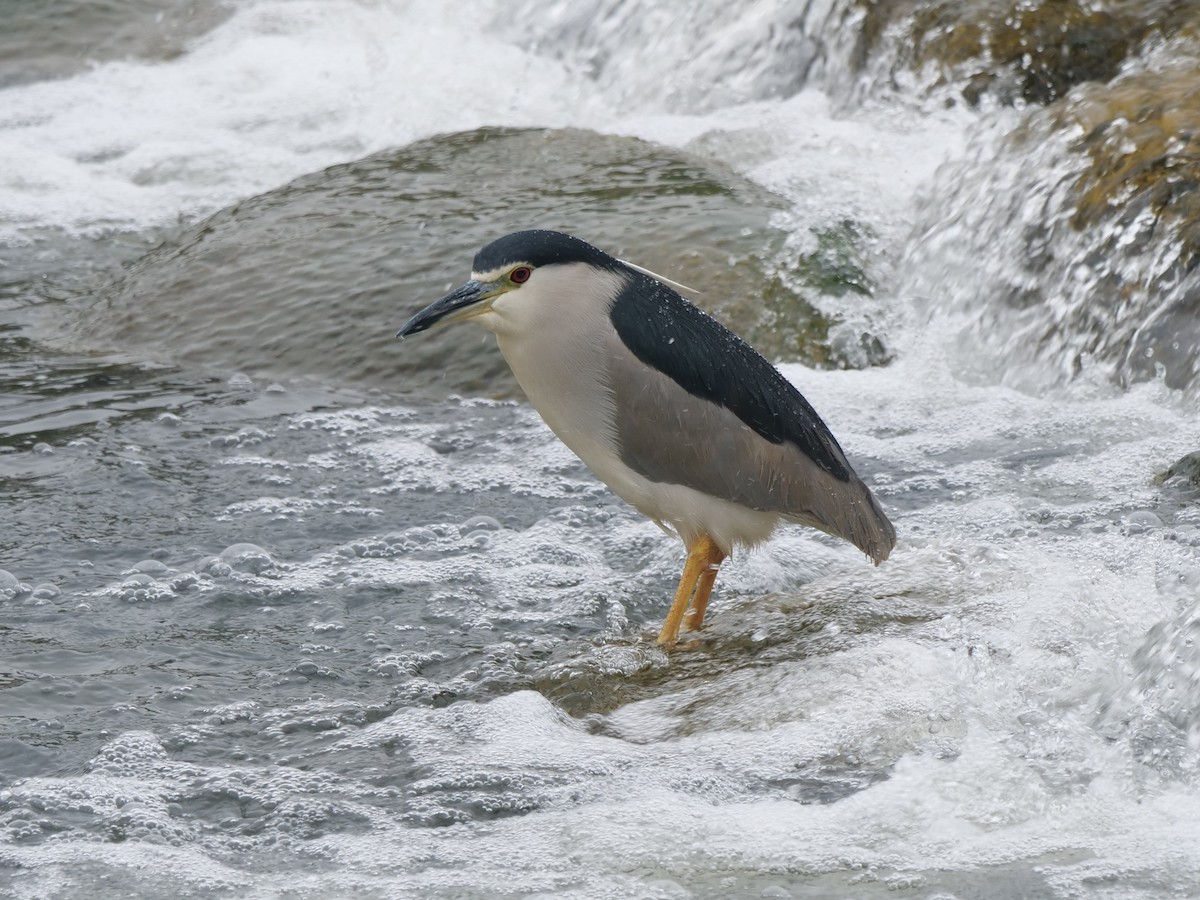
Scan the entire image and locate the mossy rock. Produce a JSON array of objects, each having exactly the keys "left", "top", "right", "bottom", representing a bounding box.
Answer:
[
  {"left": 852, "top": 0, "right": 1194, "bottom": 107},
  {"left": 929, "top": 61, "right": 1200, "bottom": 391},
  {"left": 1053, "top": 67, "right": 1200, "bottom": 387},
  {"left": 720, "top": 221, "right": 888, "bottom": 371}
]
